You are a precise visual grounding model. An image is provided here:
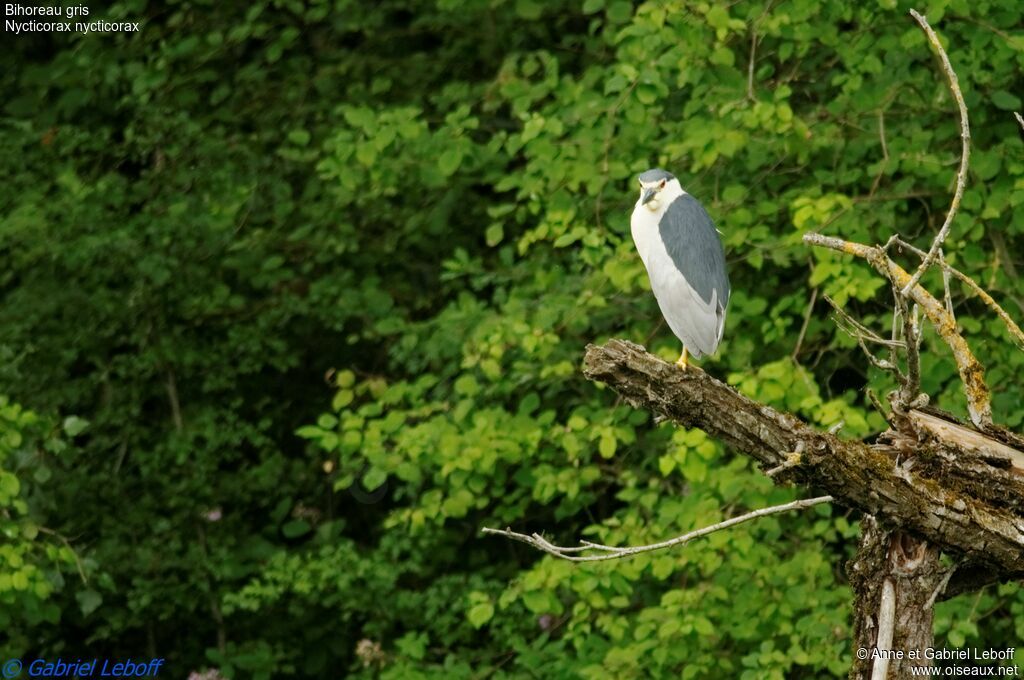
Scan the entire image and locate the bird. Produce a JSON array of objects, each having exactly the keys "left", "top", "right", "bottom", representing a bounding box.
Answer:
[{"left": 630, "top": 168, "right": 730, "bottom": 370}]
